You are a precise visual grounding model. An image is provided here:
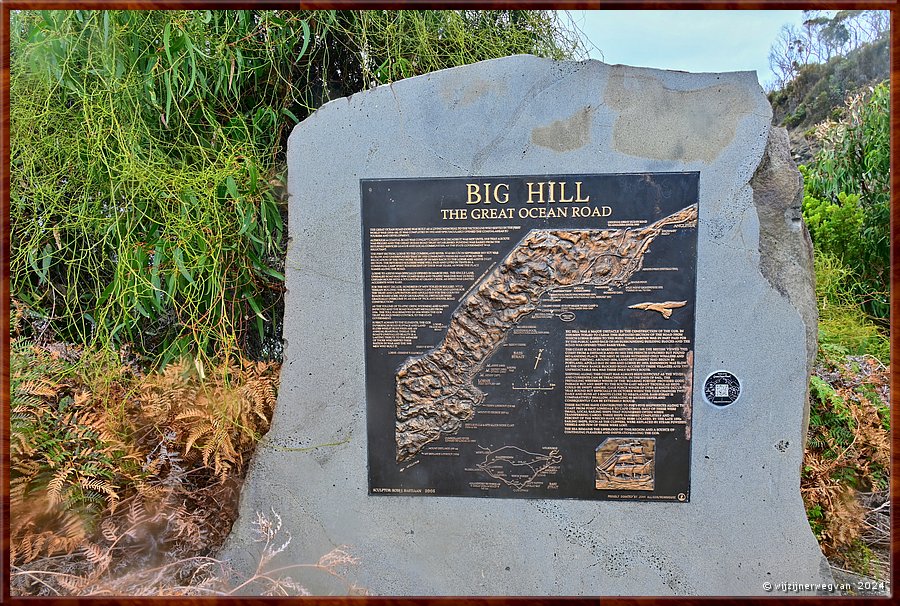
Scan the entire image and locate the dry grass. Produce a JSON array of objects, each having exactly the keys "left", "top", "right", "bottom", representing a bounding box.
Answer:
[
  {"left": 802, "top": 353, "right": 890, "bottom": 578},
  {"left": 8, "top": 334, "right": 307, "bottom": 596},
  {"left": 12, "top": 508, "right": 366, "bottom": 596}
]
